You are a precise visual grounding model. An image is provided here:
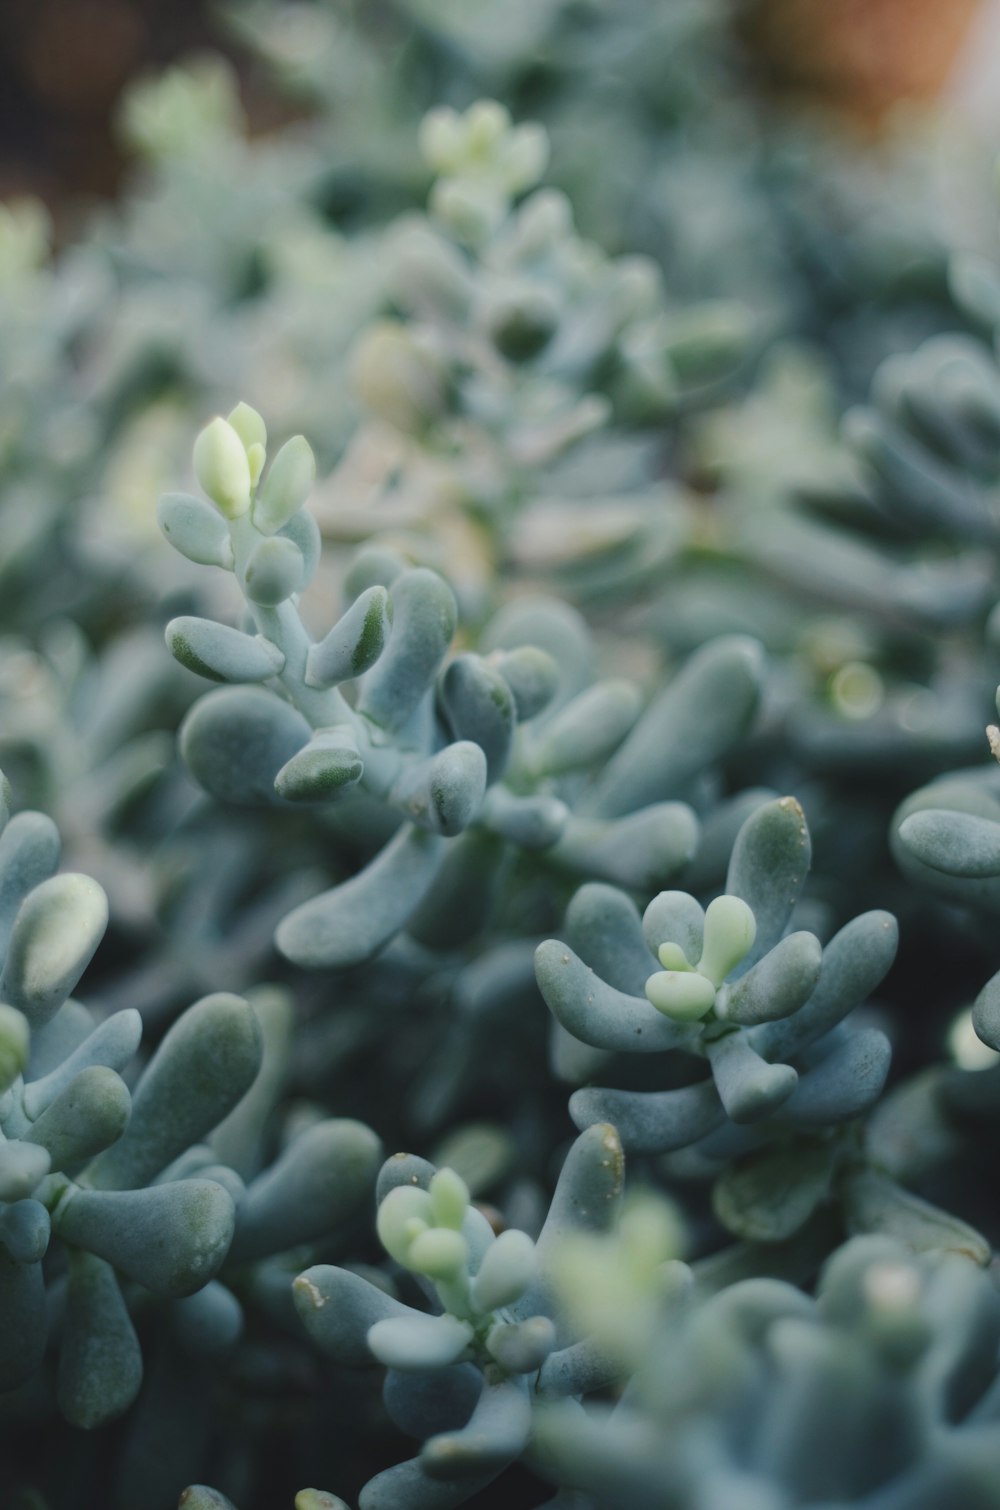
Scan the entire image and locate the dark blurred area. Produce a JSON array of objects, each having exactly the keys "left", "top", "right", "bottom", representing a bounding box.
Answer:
[{"left": 0, "top": 1, "right": 232, "bottom": 211}]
